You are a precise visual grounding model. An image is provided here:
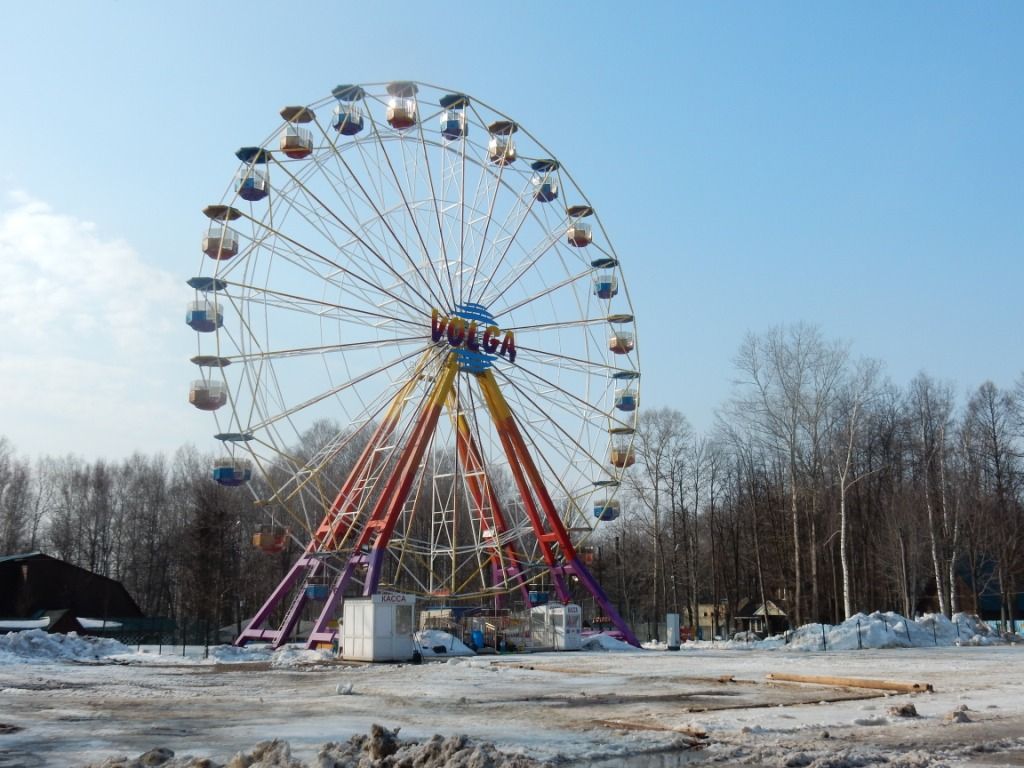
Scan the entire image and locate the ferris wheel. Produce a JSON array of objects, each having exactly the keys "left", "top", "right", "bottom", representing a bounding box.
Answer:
[{"left": 186, "top": 81, "right": 640, "bottom": 647}]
